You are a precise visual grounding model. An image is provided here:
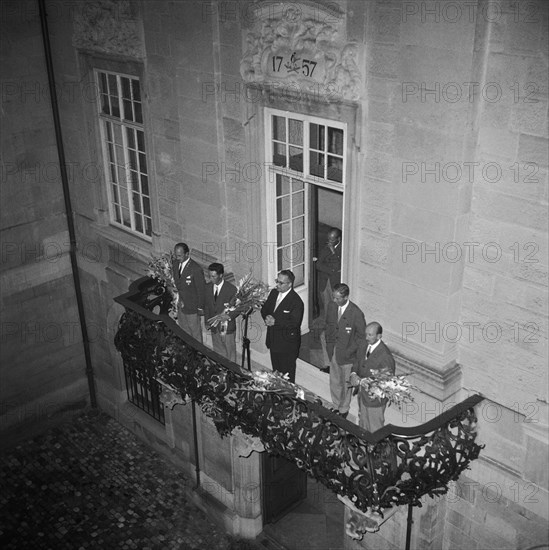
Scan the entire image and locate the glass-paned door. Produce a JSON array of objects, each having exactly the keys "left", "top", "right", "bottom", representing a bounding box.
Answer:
[
  {"left": 275, "top": 174, "right": 306, "bottom": 286},
  {"left": 265, "top": 108, "right": 346, "bottom": 334}
]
